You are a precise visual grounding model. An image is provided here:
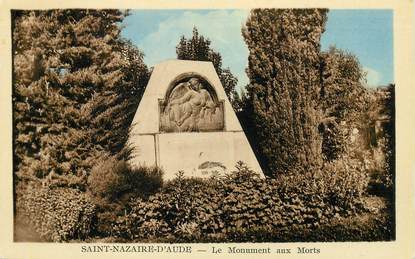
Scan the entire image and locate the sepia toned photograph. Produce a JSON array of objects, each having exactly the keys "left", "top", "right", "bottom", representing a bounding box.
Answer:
[{"left": 11, "top": 8, "right": 396, "bottom": 244}]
